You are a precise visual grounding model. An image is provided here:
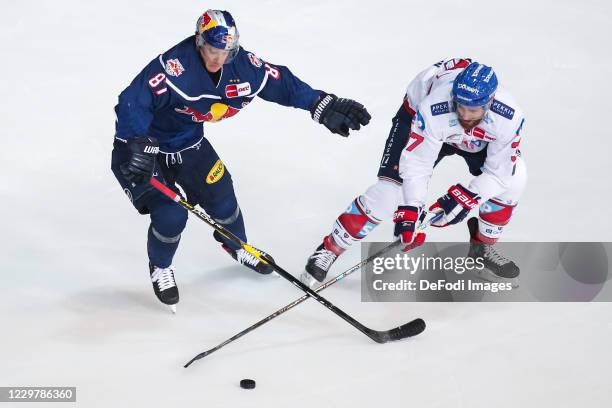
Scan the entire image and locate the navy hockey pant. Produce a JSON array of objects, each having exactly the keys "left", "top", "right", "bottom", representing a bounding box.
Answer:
[{"left": 111, "top": 138, "right": 246, "bottom": 268}]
